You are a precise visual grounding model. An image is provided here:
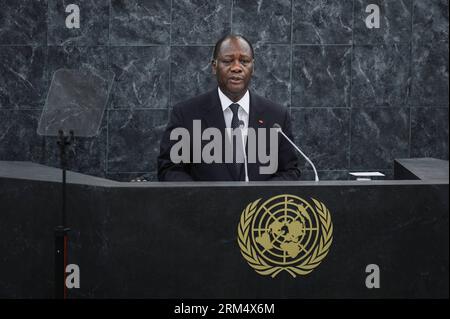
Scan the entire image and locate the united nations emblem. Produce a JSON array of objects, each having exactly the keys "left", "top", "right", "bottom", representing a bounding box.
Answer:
[{"left": 237, "top": 194, "right": 333, "bottom": 278}]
